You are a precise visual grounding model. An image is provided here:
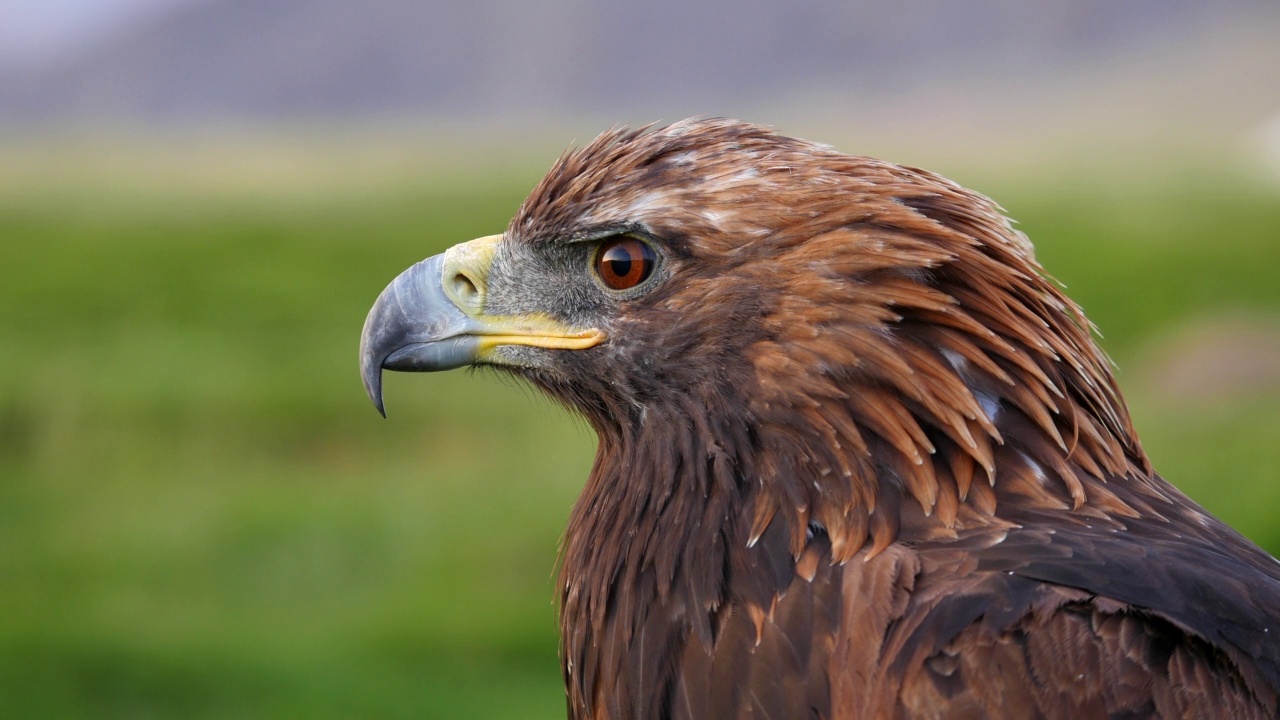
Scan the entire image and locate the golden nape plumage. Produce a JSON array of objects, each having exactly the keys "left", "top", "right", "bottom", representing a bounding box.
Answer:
[{"left": 360, "top": 119, "right": 1280, "bottom": 718}]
